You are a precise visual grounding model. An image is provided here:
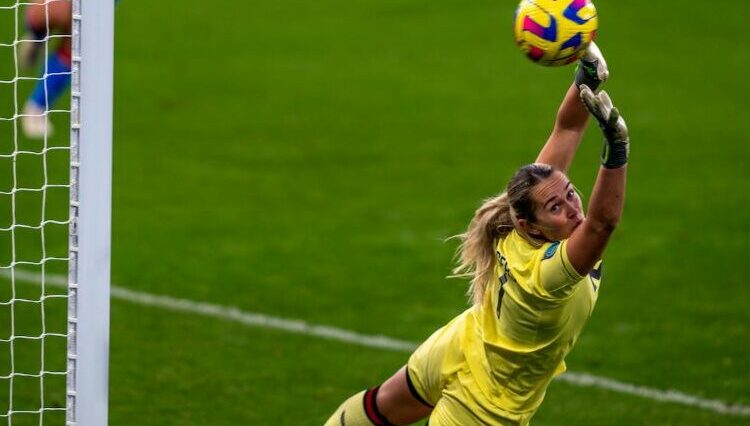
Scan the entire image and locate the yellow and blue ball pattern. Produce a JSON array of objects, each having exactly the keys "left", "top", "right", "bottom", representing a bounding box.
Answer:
[{"left": 513, "top": 0, "right": 598, "bottom": 67}]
